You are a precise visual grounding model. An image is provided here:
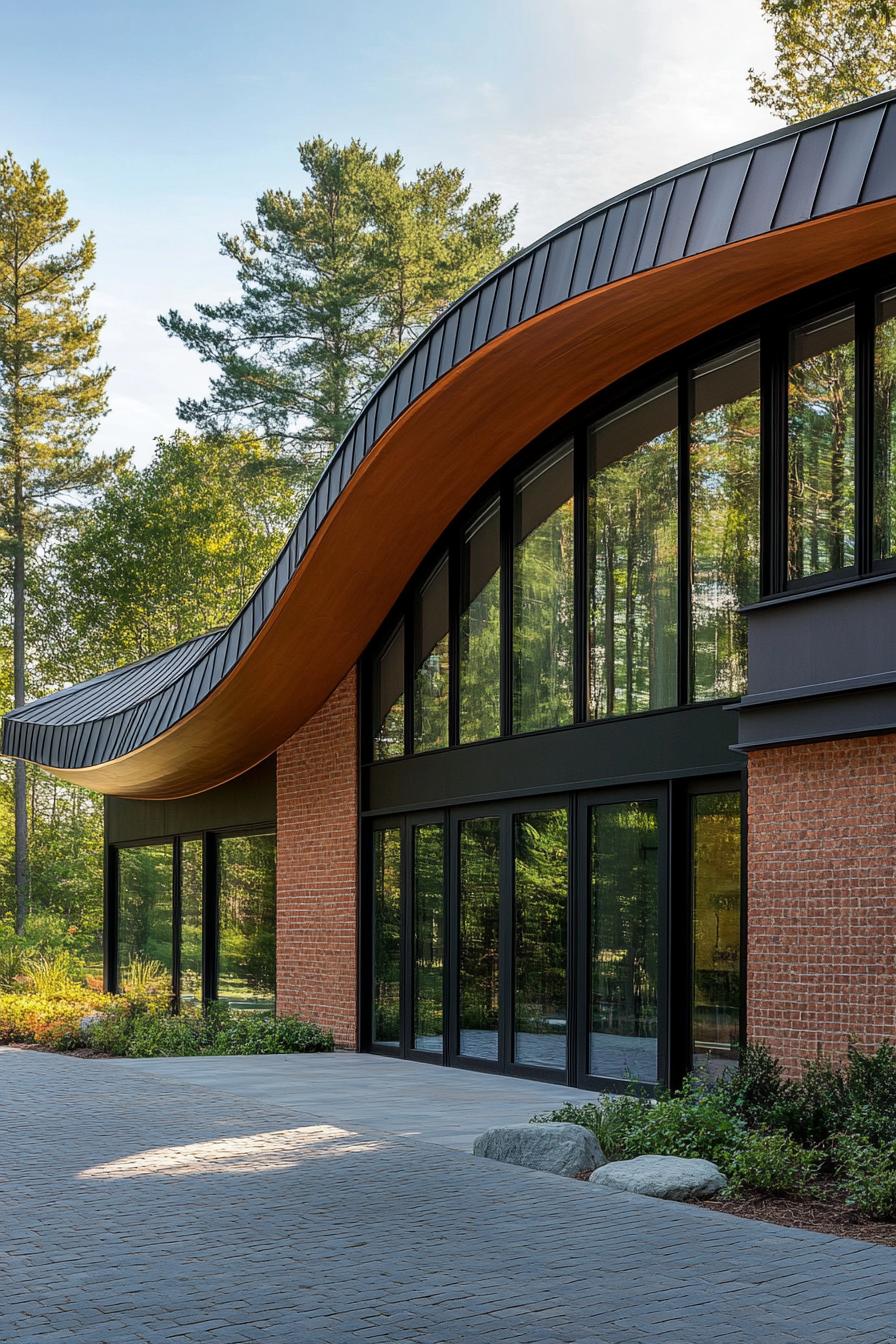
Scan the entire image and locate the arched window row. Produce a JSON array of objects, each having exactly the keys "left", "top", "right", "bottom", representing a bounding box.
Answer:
[{"left": 367, "top": 266, "right": 896, "bottom": 763}]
